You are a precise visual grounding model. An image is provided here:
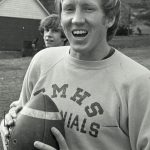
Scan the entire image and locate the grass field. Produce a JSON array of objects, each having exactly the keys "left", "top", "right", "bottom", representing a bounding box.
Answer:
[{"left": 0, "top": 35, "right": 150, "bottom": 149}]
